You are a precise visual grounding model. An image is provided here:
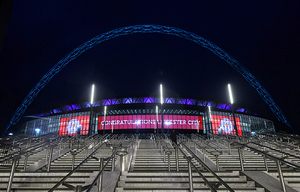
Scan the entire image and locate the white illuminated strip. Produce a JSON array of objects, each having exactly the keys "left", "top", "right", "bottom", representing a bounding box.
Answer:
[
  {"left": 160, "top": 84, "right": 163, "bottom": 104},
  {"left": 103, "top": 106, "right": 107, "bottom": 130},
  {"left": 156, "top": 105, "right": 158, "bottom": 121},
  {"left": 228, "top": 84, "right": 234, "bottom": 104},
  {"left": 91, "top": 84, "right": 95, "bottom": 105}
]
